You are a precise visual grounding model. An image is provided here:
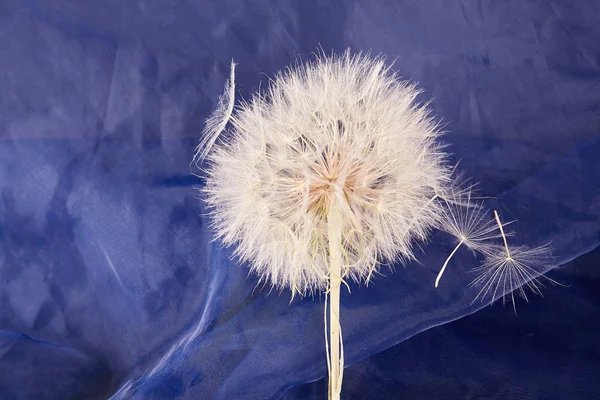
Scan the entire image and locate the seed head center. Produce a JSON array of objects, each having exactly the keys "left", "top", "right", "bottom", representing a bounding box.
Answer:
[{"left": 305, "top": 150, "right": 359, "bottom": 218}]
